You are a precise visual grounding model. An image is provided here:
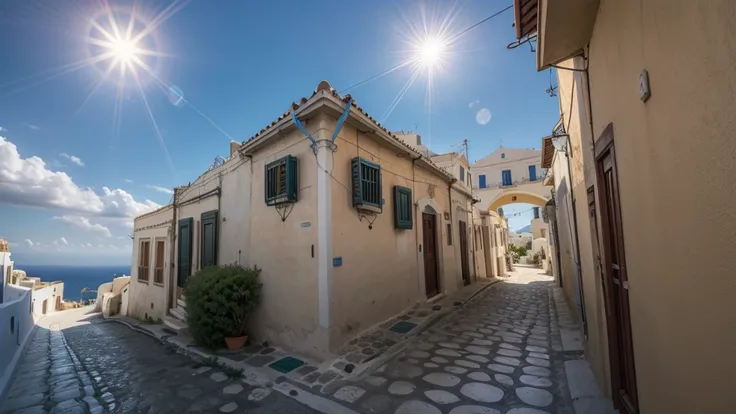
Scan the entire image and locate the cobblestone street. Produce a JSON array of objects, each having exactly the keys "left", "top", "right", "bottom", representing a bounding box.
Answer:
[
  {"left": 1, "top": 309, "right": 317, "bottom": 414},
  {"left": 2, "top": 265, "right": 578, "bottom": 414},
  {"left": 300, "top": 265, "right": 576, "bottom": 414}
]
